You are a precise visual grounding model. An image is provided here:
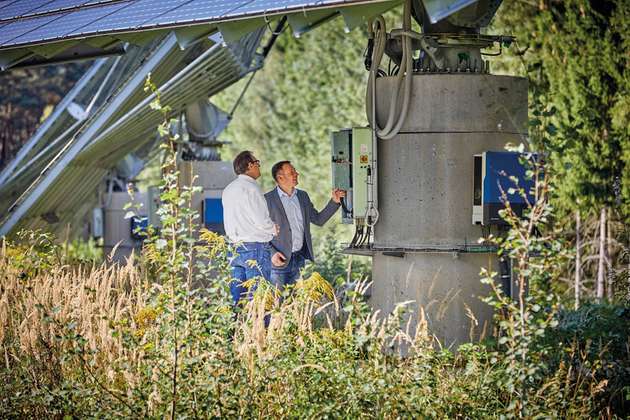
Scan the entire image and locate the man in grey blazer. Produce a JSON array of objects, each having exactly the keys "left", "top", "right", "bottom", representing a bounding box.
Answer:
[{"left": 264, "top": 161, "right": 346, "bottom": 290}]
